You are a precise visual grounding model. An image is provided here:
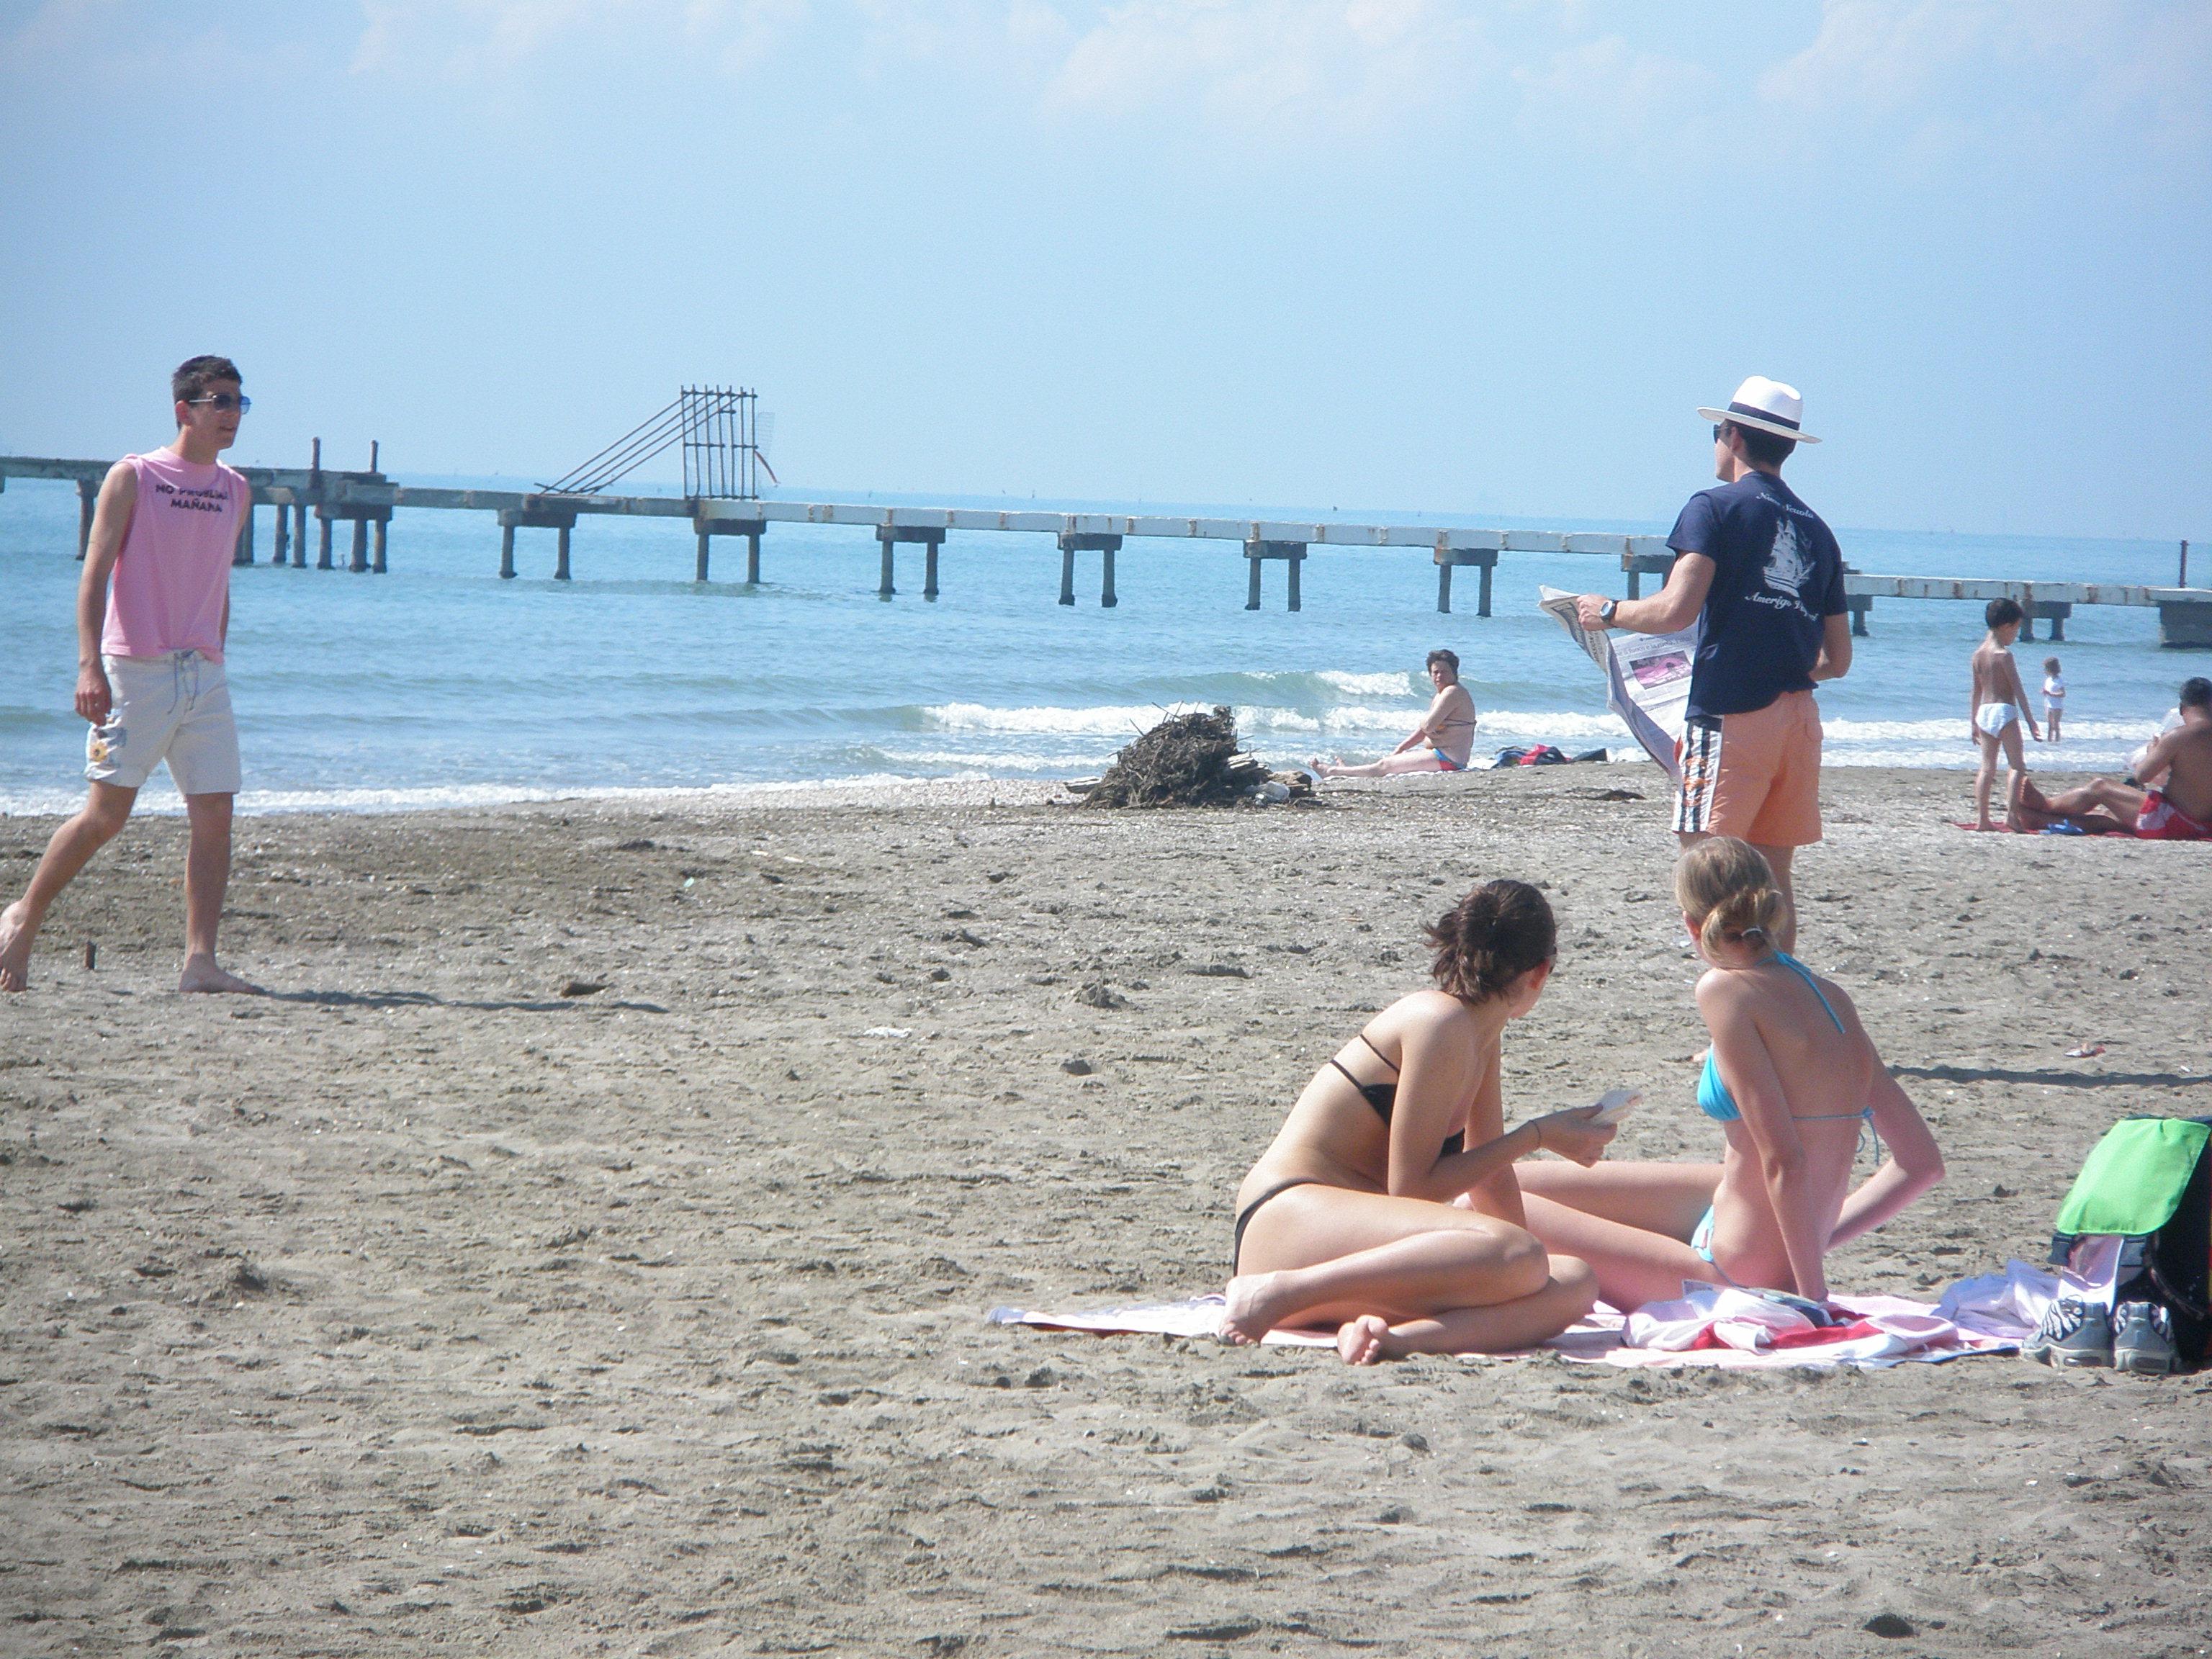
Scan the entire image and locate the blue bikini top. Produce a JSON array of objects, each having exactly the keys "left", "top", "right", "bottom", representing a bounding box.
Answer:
[{"left": 1696, "top": 952, "right": 1863, "bottom": 1123}]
